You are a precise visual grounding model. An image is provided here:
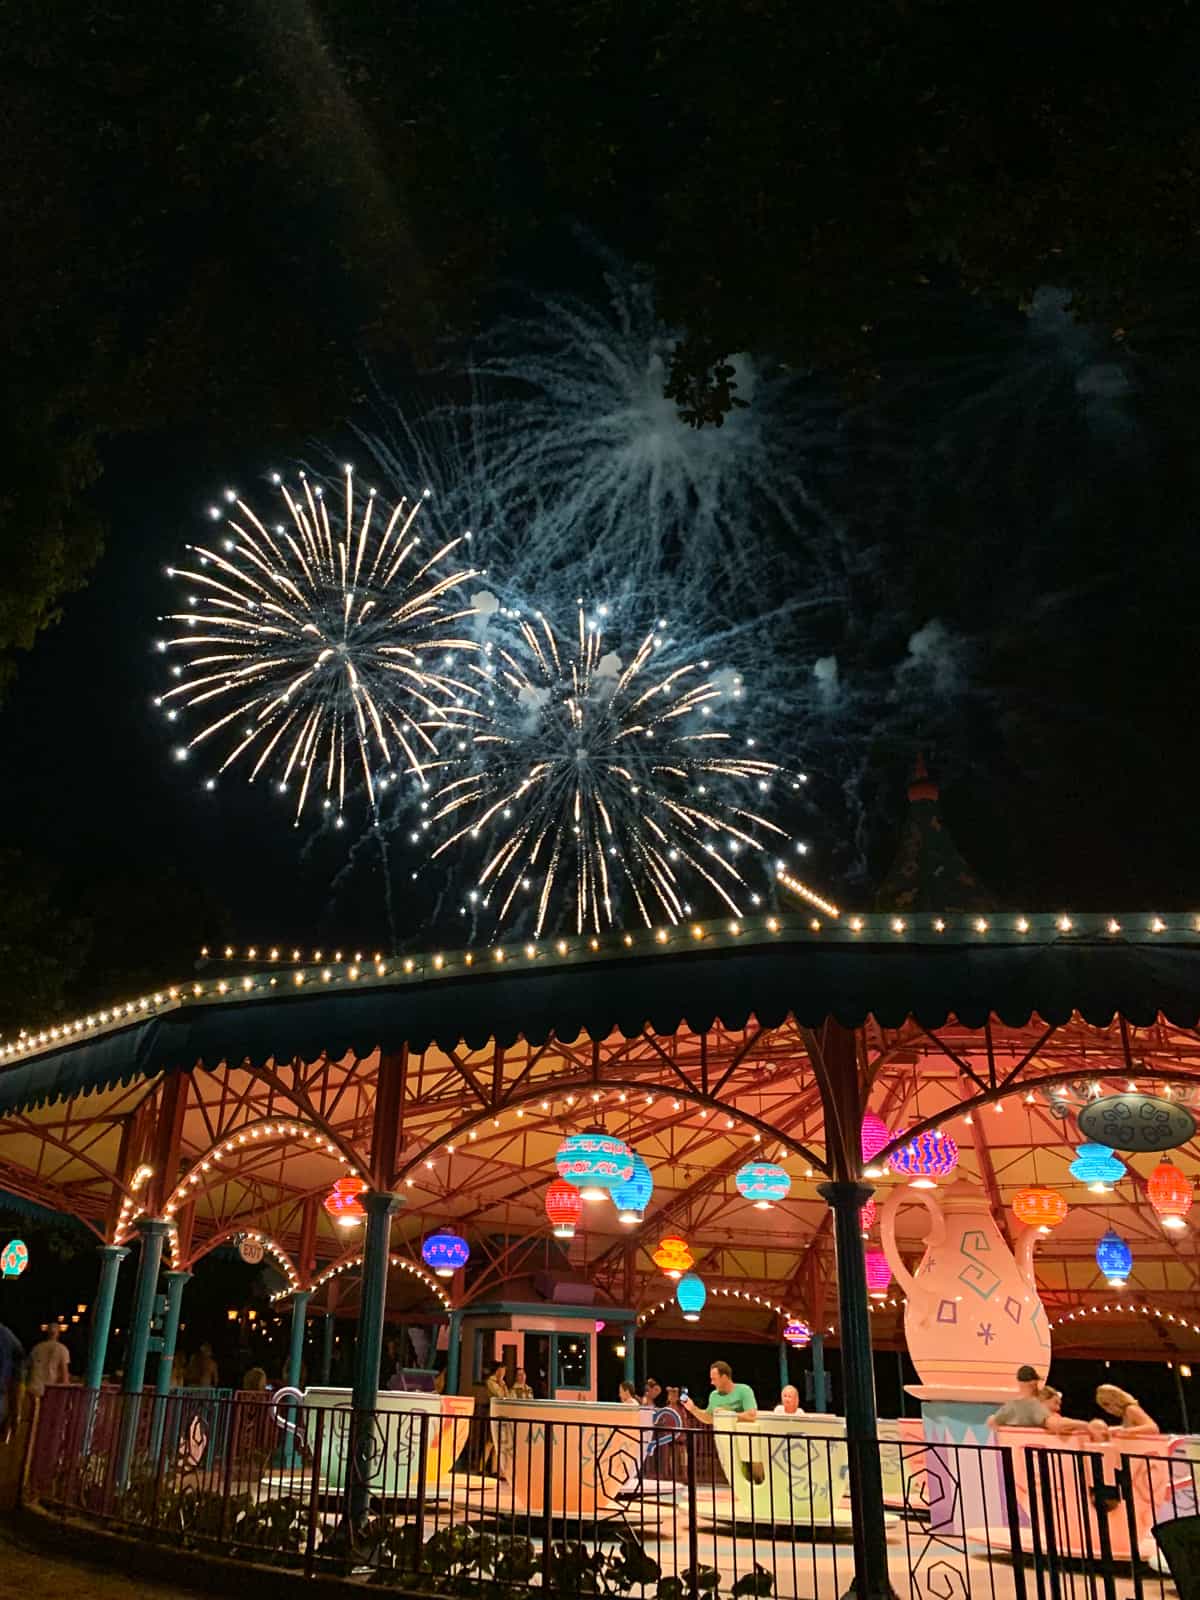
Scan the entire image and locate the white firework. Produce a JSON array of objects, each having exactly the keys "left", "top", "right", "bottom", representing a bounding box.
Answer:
[
  {"left": 157, "top": 468, "right": 481, "bottom": 822},
  {"left": 423, "top": 601, "right": 815, "bottom": 935}
]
